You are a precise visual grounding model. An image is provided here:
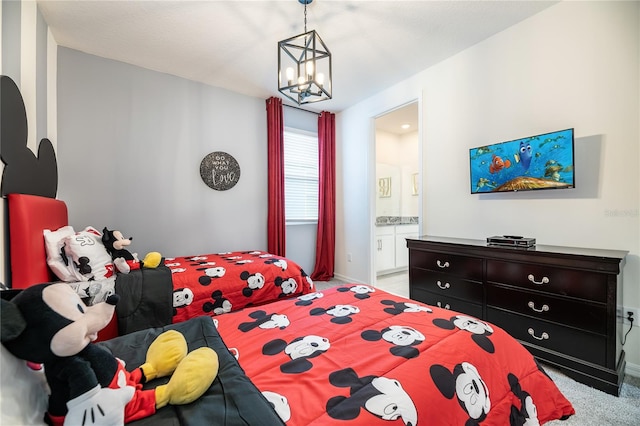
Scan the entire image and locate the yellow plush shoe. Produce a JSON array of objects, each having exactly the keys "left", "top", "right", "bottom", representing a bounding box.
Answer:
[
  {"left": 139, "top": 330, "right": 187, "bottom": 382},
  {"left": 142, "top": 252, "right": 162, "bottom": 268},
  {"left": 155, "top": 347, "right": 219, "bottom": 408}
]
